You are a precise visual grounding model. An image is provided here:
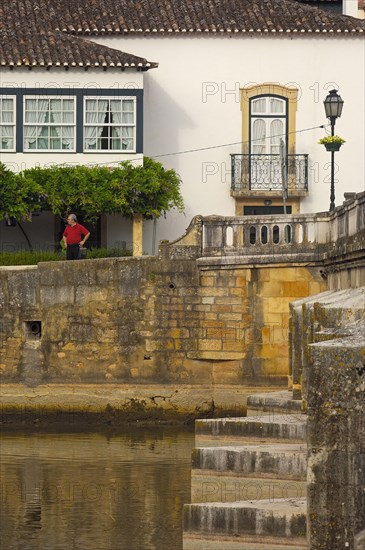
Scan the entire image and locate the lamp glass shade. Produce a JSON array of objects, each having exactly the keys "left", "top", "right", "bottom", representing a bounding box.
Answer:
[{"left": 324, "top": 89, "right": 344, "bottom": 119}]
